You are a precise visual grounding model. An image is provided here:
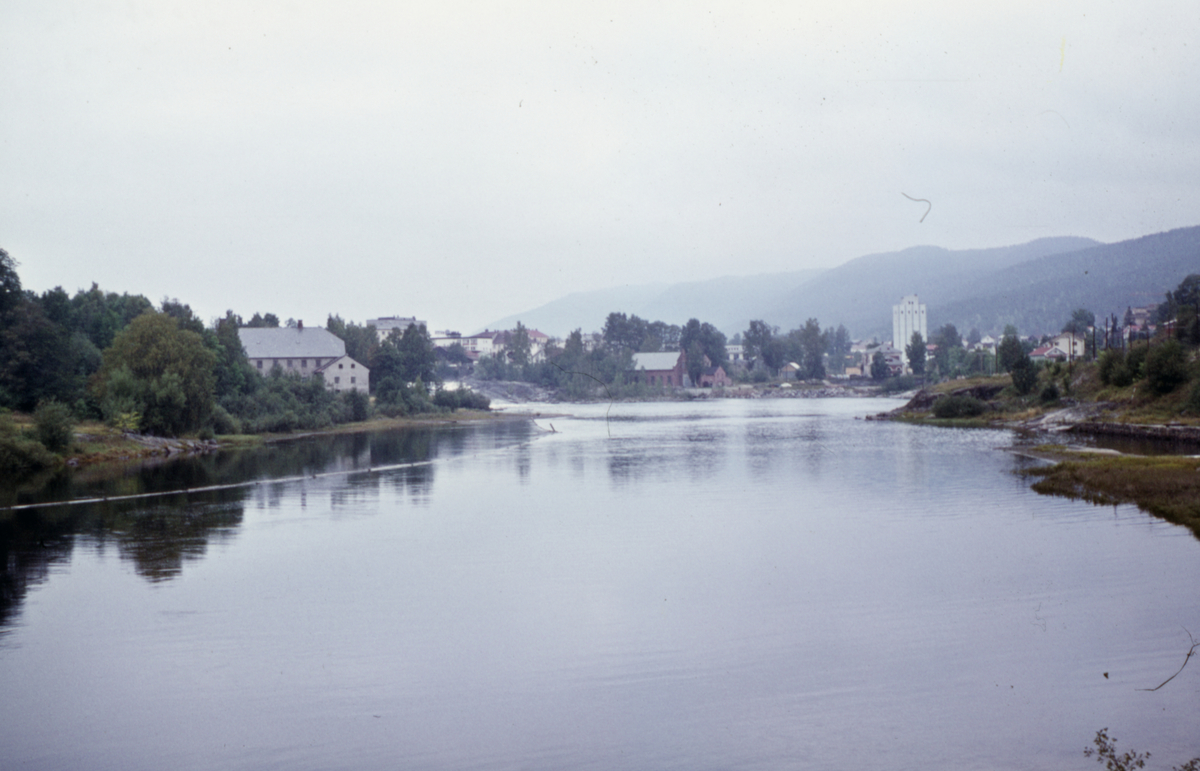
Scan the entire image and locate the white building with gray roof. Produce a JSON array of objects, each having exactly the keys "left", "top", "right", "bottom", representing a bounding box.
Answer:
[{"left": 238, "top": 325, "right": 370, "bottom": 394}]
